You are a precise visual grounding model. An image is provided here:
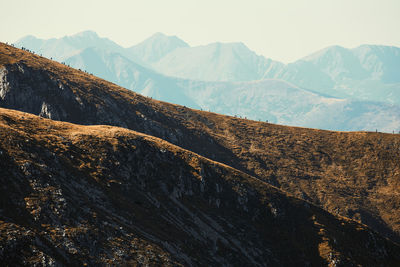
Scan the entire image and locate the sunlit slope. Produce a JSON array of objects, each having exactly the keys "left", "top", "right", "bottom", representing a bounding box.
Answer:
[
  {"left": 1, "top": 42, "right": 399, "bottom": 244},
  {"left": 1, "top": 108, "right": 399, "bottom": 265}
]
